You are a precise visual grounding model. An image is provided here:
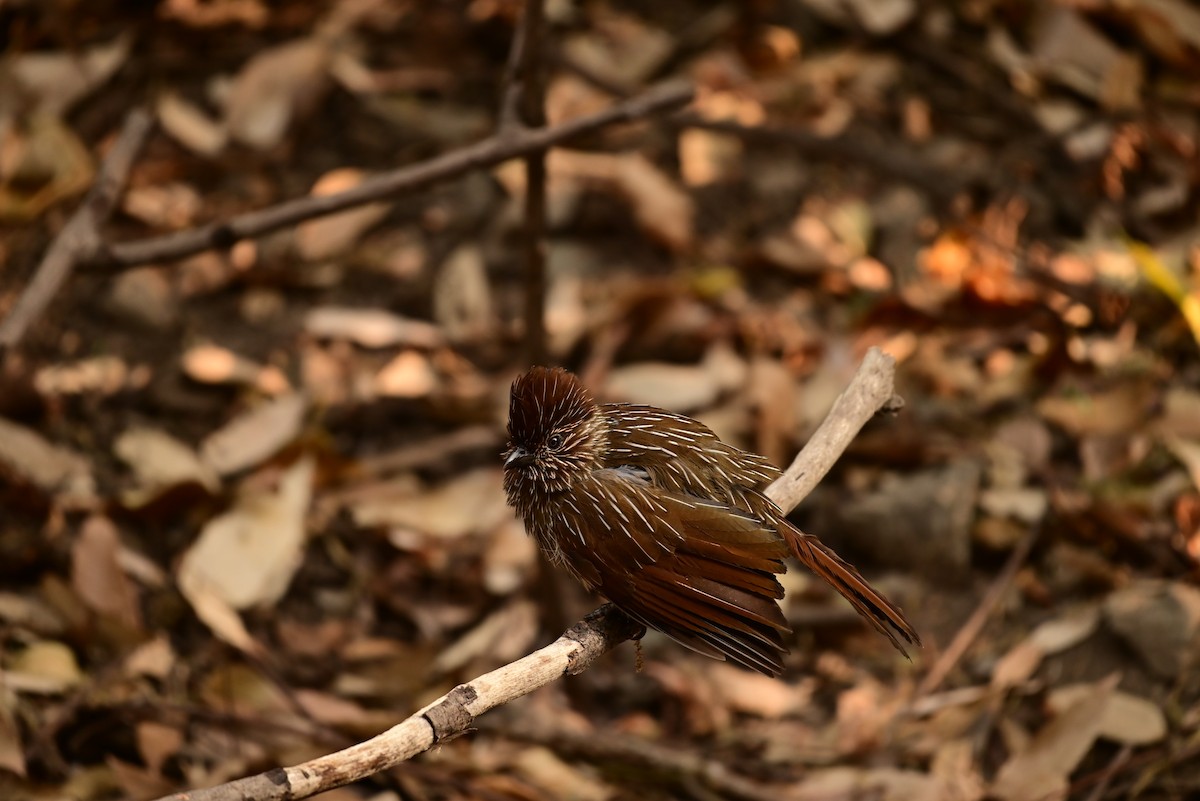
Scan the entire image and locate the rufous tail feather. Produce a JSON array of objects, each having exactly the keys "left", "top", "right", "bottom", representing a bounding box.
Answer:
[{"left": 783, "top": 522, "right": 920, "bottom": 657}]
